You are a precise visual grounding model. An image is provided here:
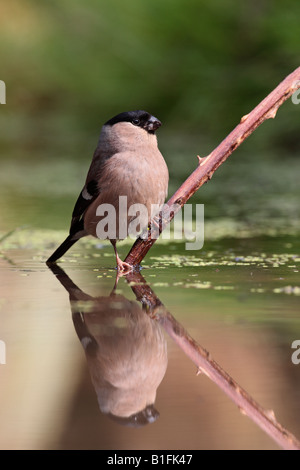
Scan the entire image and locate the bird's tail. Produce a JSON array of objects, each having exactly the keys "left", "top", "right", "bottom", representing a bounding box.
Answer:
[{"left": 46, "top": 234, "right": 79, "bottom": 264}]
